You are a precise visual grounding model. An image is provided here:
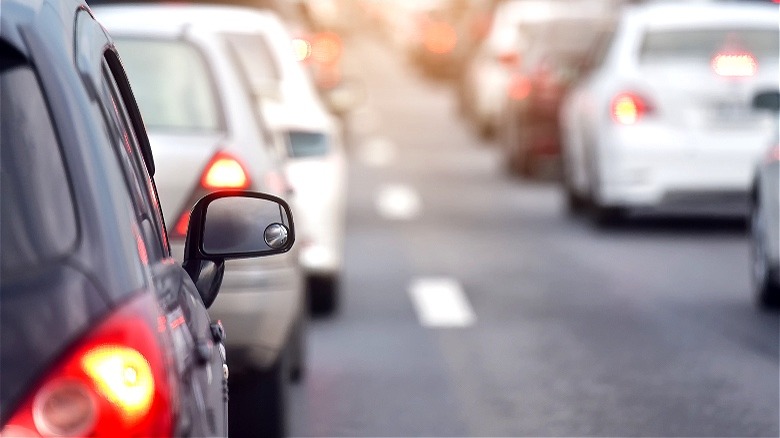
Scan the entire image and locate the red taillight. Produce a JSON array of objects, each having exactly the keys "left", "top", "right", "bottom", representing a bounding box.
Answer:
[
  {"left": 310, "top": 32, "right": 342, "bottom": 66},
  {"left": 1, "top": 294, "right": 174, "bottom": 437},
  {"left": 508, "top": 74, "right": 531, "bottom": 101},
  {"left": 711, "top": 52, "right": 757, "bottom": 77},
  {"left": 173, "top": 209, "right": 191, "bottom": 238},
  {"left": 201, "top": 151, "right": 250, "bottom": 190},
  {"left": 423, "top": 21, "right": 457, "bottom": 55},
  {"left": 497, "top": 51, "right": 519, "bottom": 68},
  {"left": 611, "top": 92, "right": 652, "bottom": 125}
]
